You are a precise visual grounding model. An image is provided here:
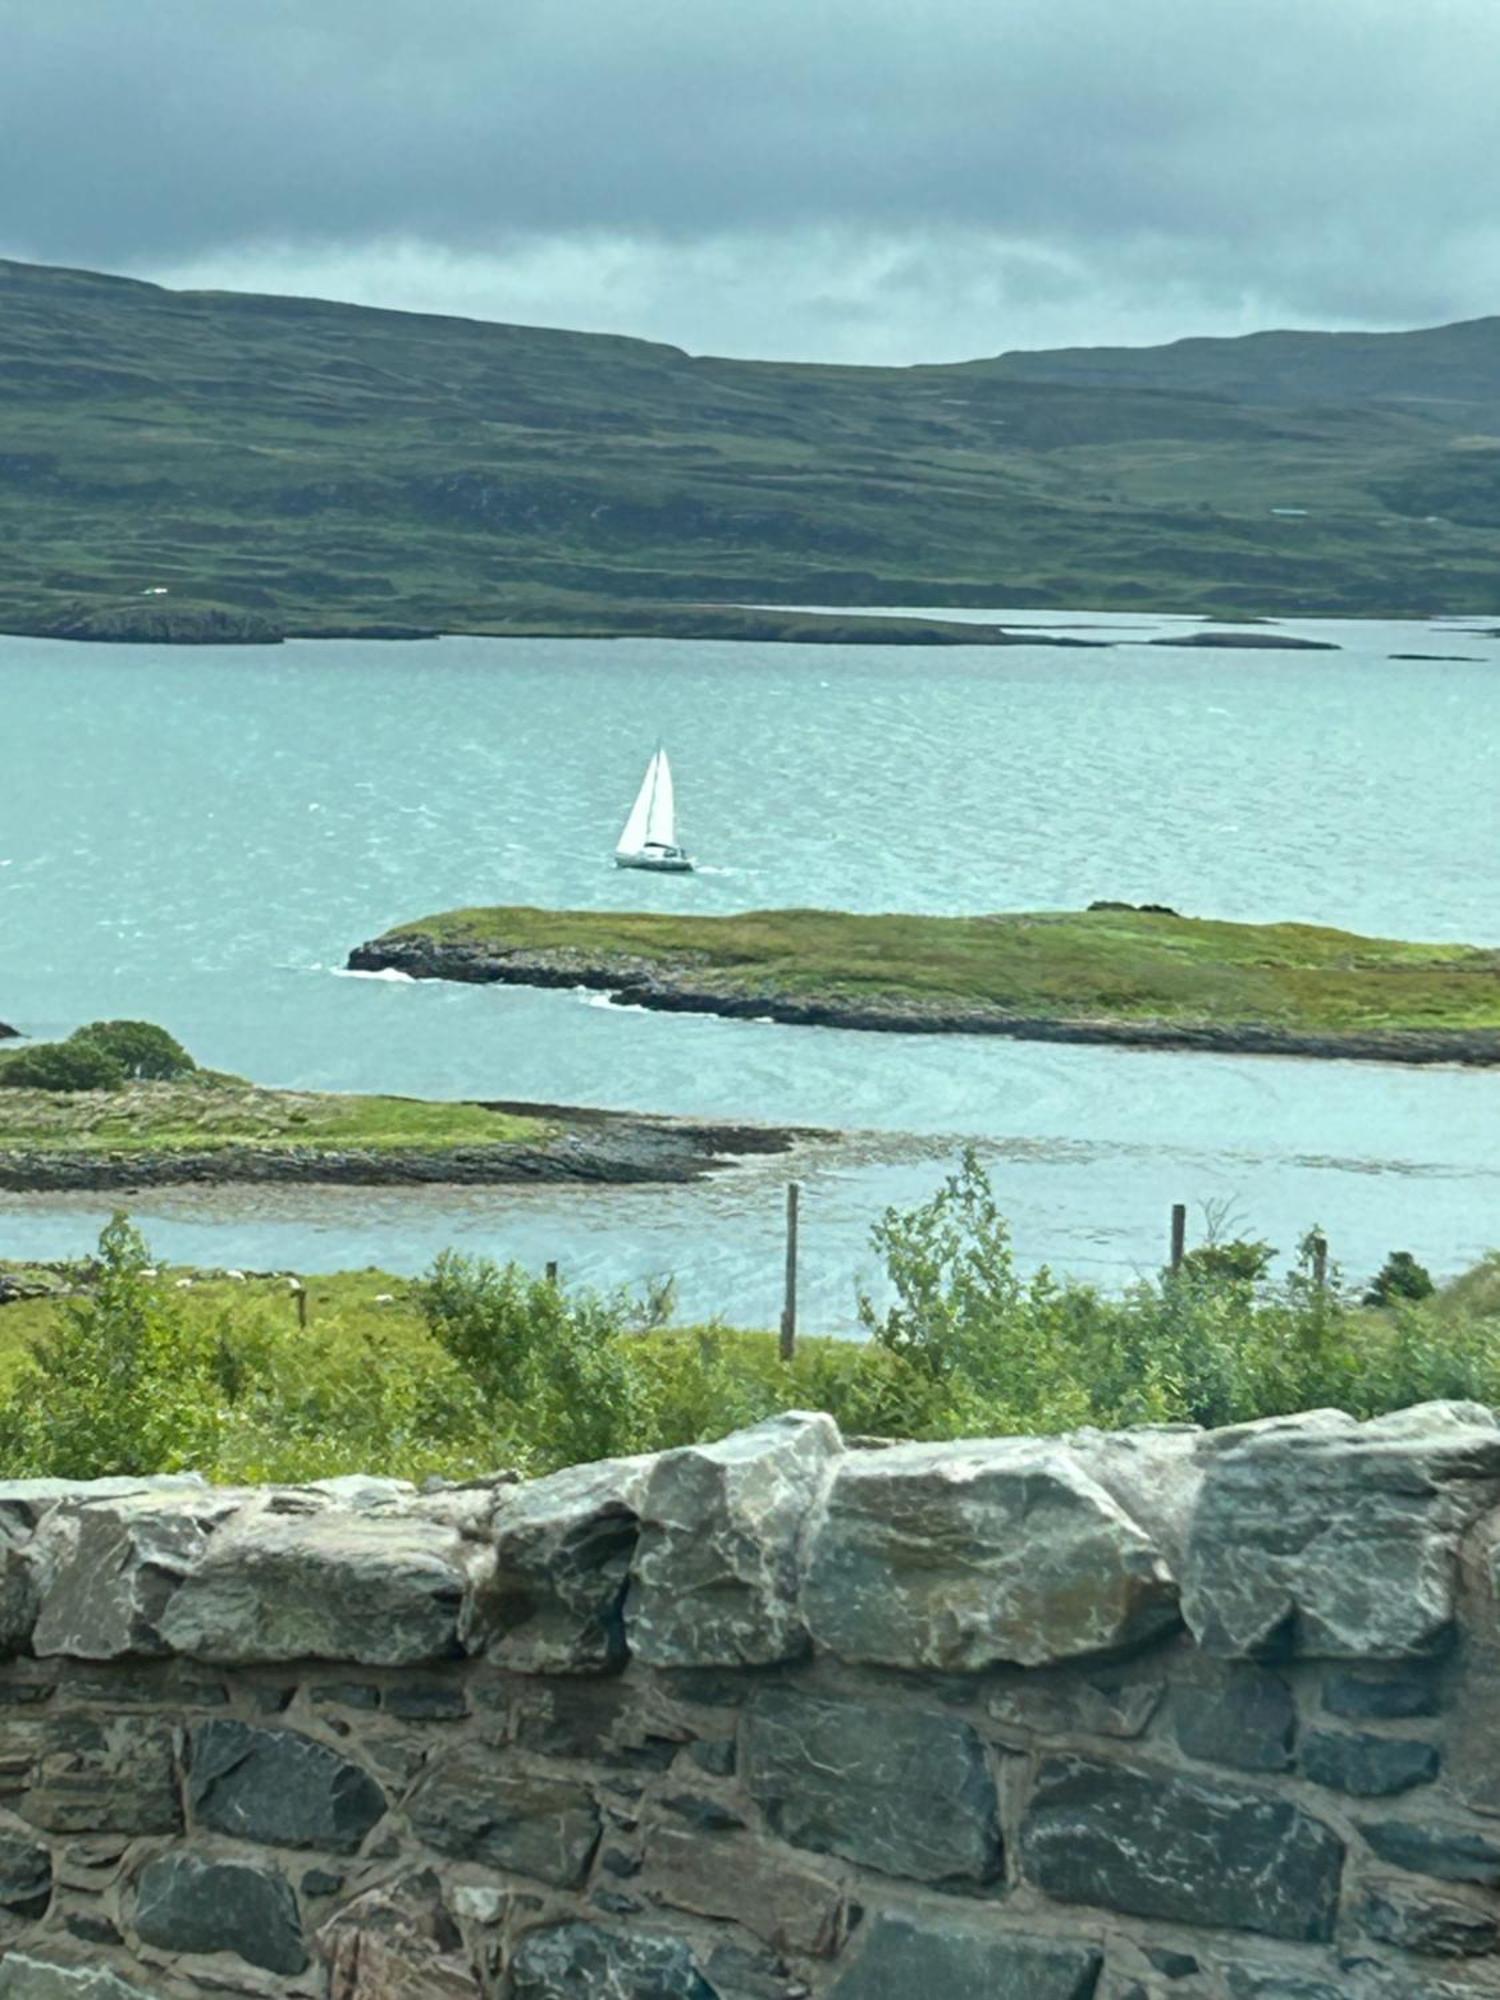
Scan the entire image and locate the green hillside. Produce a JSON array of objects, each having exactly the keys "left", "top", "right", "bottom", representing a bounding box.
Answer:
[{"left": 1, "top": 255, "right": 1498, "bottom": 638}]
